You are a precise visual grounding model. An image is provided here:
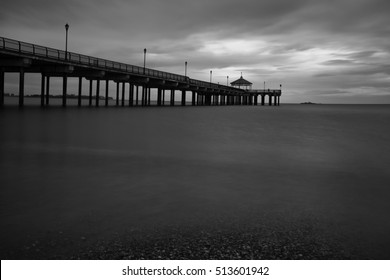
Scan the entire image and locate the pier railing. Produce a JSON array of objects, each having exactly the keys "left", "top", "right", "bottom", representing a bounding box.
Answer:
[{"left": 1, "top": 36, "right": 246, "bottom": 93}]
